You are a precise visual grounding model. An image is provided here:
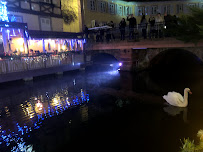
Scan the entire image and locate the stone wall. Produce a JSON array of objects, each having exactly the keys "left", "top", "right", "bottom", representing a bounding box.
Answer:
[{"left": 86, "top": 47, "right": 203, "bottom": 71}]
